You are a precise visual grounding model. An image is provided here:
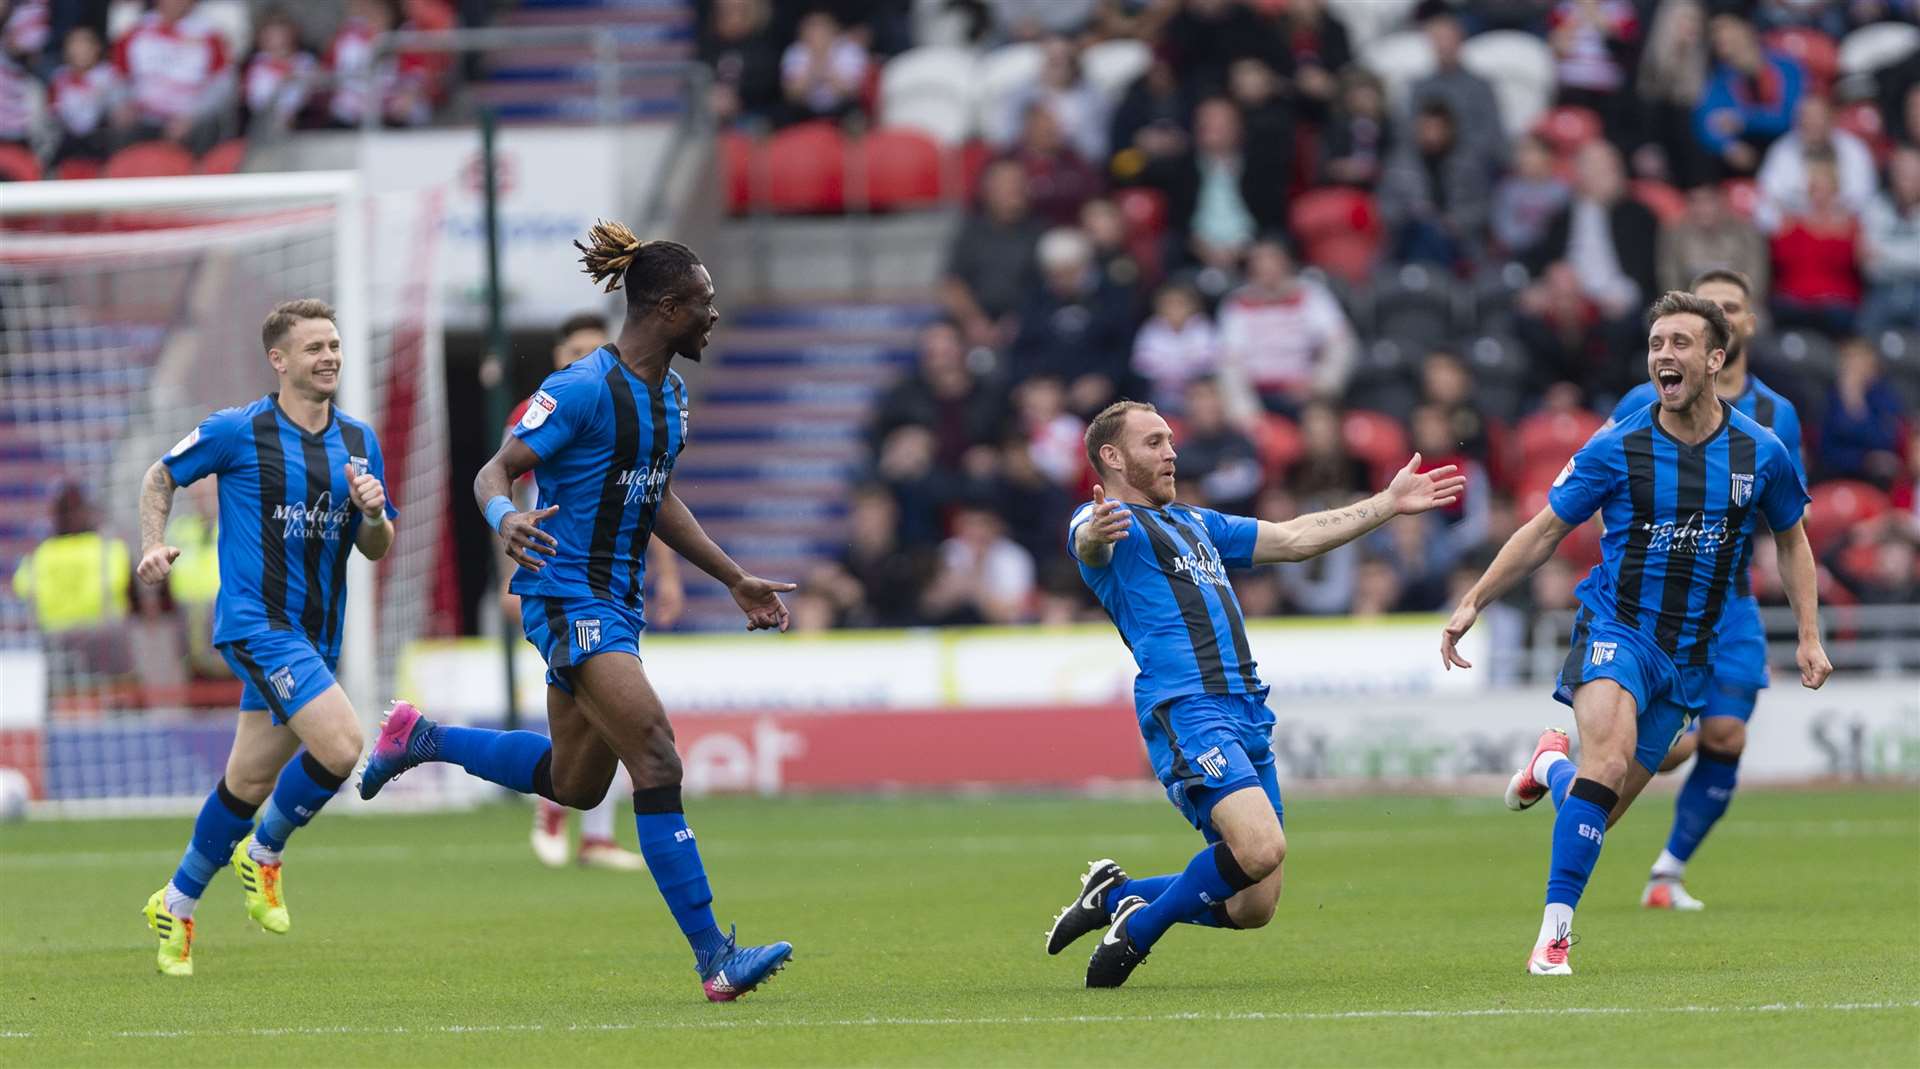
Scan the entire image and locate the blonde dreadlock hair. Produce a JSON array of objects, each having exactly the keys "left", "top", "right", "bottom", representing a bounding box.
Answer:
[{"left": 574, "top": 219, "right": 702, "bottom": 307}]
